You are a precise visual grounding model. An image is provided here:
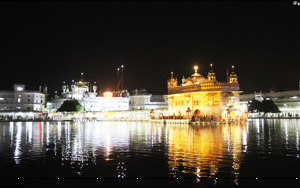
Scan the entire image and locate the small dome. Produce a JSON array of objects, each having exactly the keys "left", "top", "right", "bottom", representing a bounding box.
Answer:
[
  {"left": 77, "top": 78, "right": 87, "bottom": 86},
  {"left": 182, "top": 73, "right": 206, "bottom": 86}
]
